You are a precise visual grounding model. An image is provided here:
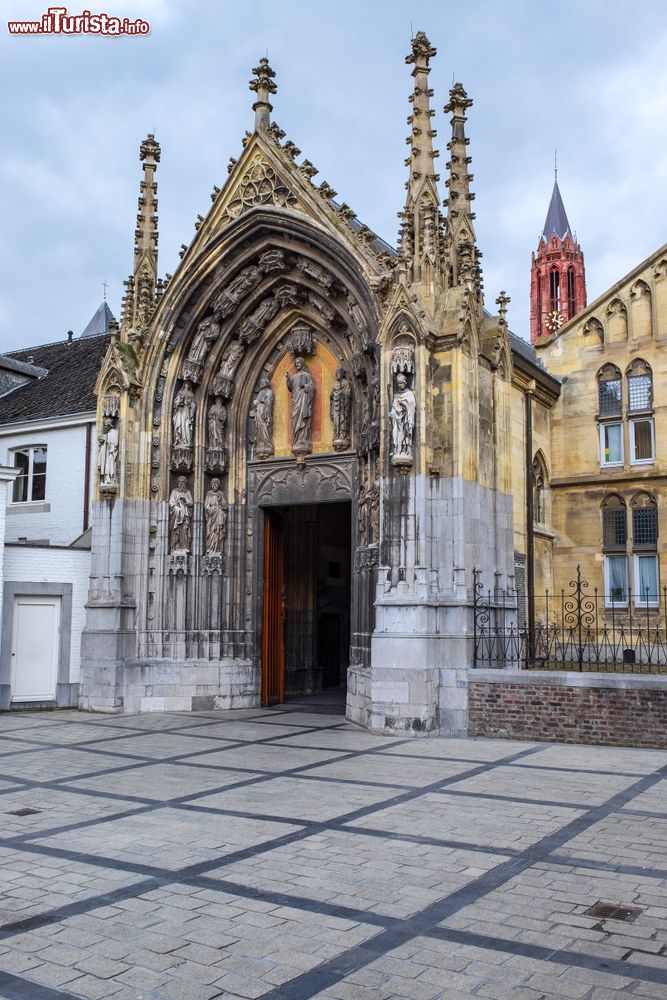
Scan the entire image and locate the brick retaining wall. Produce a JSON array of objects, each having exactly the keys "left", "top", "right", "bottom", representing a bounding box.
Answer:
[{"left": 468, "top": 670, "right": 667, "bottom": 748}]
